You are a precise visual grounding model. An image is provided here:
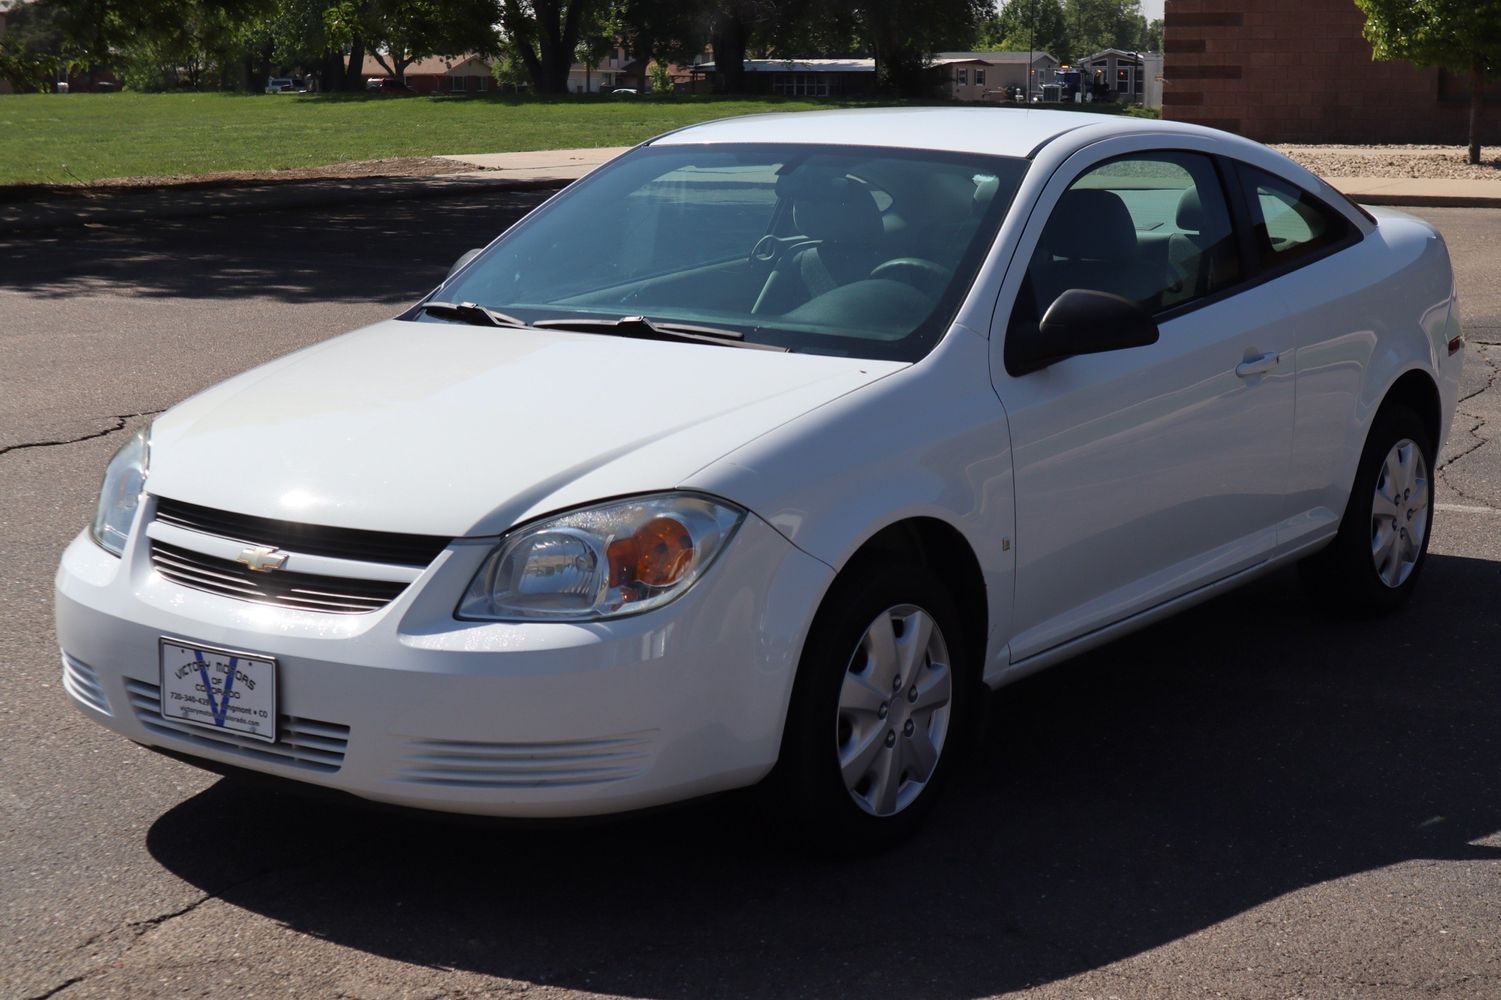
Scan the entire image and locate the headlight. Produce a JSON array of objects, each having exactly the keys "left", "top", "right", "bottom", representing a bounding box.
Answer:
[
  {"left": 91, "top": 428, "right": 149, "bottom": 557},
  {"left": 458, "top": 493, "right": 745, "bottom": 622}
]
